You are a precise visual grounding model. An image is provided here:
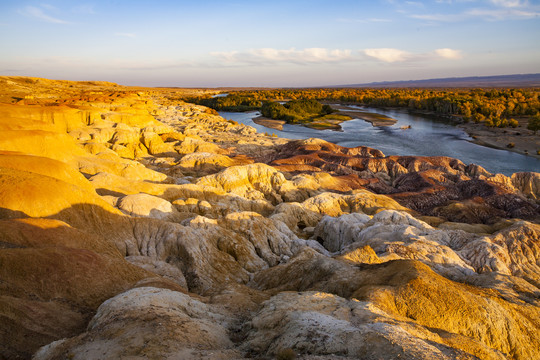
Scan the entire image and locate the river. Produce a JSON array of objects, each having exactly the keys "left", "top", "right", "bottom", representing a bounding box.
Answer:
[{"left": 219, "top": 107, "right": 540, "bottom": 176}]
